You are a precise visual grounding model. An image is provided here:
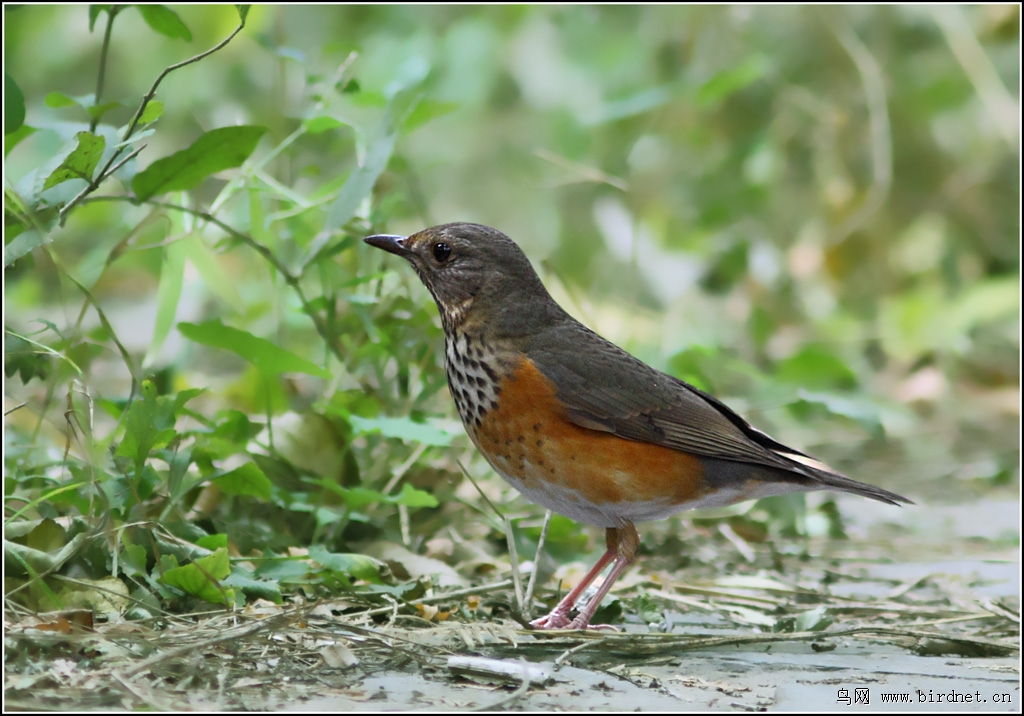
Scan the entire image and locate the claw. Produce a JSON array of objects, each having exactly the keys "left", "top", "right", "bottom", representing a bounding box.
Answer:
[
  {"left": 528, "top": 611, "right": 620, "bottom": 631},
  {"left": 568, "top": 618, "right": 619, "bottom": 632},
  {"left": 528, "top": 612, "right": 573, "bottom": 630},
  {"left": 526, "top": 523, "right": 640, "bottom": 631}
]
